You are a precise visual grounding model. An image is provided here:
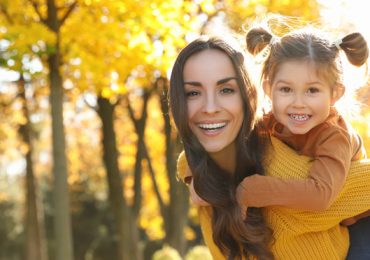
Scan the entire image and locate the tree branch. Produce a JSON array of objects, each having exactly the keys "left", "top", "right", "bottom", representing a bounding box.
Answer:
[
  {"left": 28, "top": 0, "right": 47, "bottom": 25},
  {"left": 144, "top": 144, "right": 165, "bottom": 213},
  {"left": 83, "top": 95, "right": 97, "bottom": 111},
  {"left": 126, "top": 95, "right": 138, "bottom": 130},
  {"left": 0, "top": 3, "right": 14, "bottom": 24},
  {"left": 60, "top": 1, "right": 78, "bottom": 26}
]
